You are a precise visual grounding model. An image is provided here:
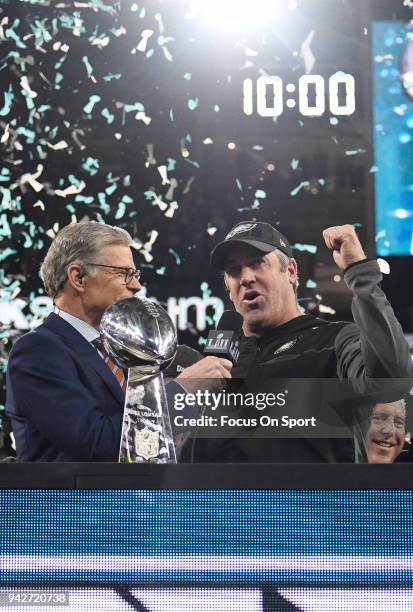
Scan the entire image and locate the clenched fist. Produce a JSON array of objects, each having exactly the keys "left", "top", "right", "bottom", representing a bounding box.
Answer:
[{"left": 322, "top": 224, "right": 366, "bottom": 271}]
